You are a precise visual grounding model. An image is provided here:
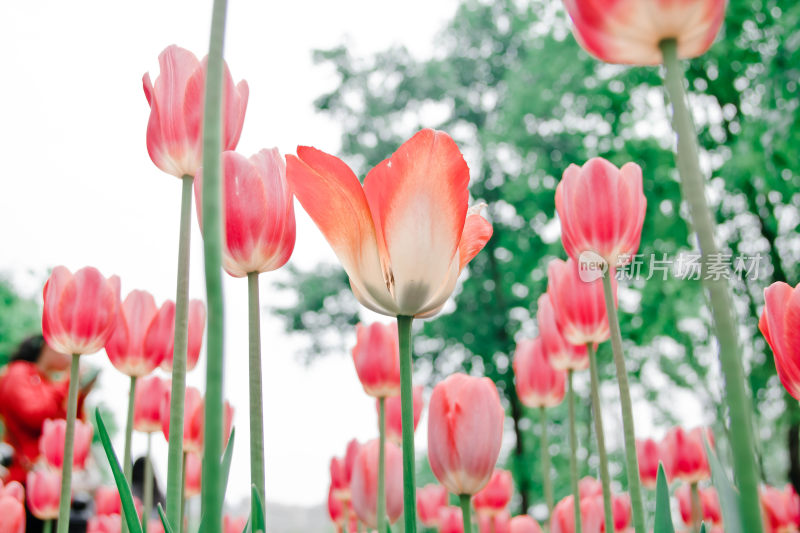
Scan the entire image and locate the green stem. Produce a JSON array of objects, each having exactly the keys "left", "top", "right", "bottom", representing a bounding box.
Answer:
[
  {"left": 144, "top": 433, "right": 153, "bottom": 533},
  {"left": 660, "top": 37, "right": 763, "bottom": 533},
  {"left": 567, "top": 370, "right": 582, "bottom": 533},
  {"left": 539, "top": 406, "right": 554, "bottom": 517},
  {"left": 44, "top": 520, "right": 53, "bottom": 533},
  {"left": 378, "top": 397, "right": 387, "bottom": 533},
  {"left": 200, "top": 0, "right": 229, "bottom": 530},
  {"left": 55, "top": 354, "right": 80, "bottom": 533},
  {"left": 459, "top": 494, "right": 472, "bottom": 533},
  {"left": 166, "top": 174, "right": 194, "bottom": 530},
  {"left": 180, "top": 452, "right": 187, "bottom": 533},
  {"left": 122, "top": 375, "right": 137, "bottom": 533},
  {"left": 690, "top": 482, "right": 701, "bottom": 533},
  {"left": 397, "top": 315, "right": 417, "bottom": 533},
  {"left": 587, "top": 345, "right": 614, "bottom": 533},
  {"left": 247, "top": 272, "right": 266, "bottom": 504}
]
